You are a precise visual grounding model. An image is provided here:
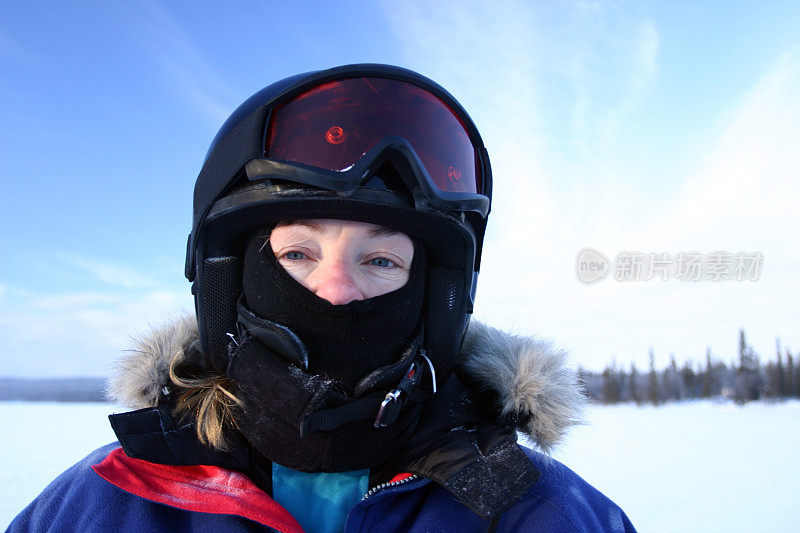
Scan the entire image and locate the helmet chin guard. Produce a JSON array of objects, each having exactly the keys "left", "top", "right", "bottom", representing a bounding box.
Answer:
[{"left": 187, "top": 64, "right": 492, "bottom": 387}]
